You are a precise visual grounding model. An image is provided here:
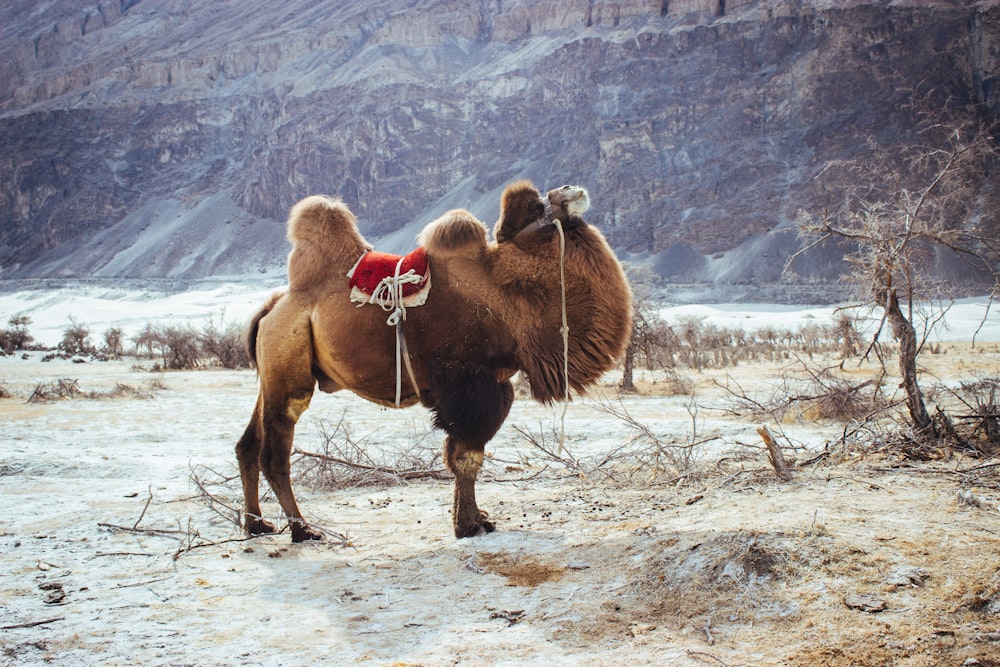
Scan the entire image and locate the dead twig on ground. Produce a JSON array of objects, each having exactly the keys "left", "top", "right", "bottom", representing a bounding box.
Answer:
[
  {"left": 189, "top": 463, "right": 246, "bottom": 529},
  {"left": 1, "top": 617, "right": 65, "bottom": 630},
  {"left": 686, "top": 649, "right": 732, "bottom": 667},
  {"left": 293, "top": 448, "right": 449, "bottom": 482},
  {"left": 513, "top": 423, "right": 586, "bottom": 475},
  {"left": 133, "top": 486, "right": 153, "bottom": 530},
  {"left": 172, "top": 534, "right": 271, "bottom": 560}
]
